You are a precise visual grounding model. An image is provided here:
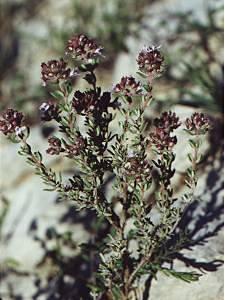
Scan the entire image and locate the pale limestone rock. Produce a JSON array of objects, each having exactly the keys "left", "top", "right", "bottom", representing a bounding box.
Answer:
[{"left": 151, "top": 264, "right": 223, "bottom": 300}]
